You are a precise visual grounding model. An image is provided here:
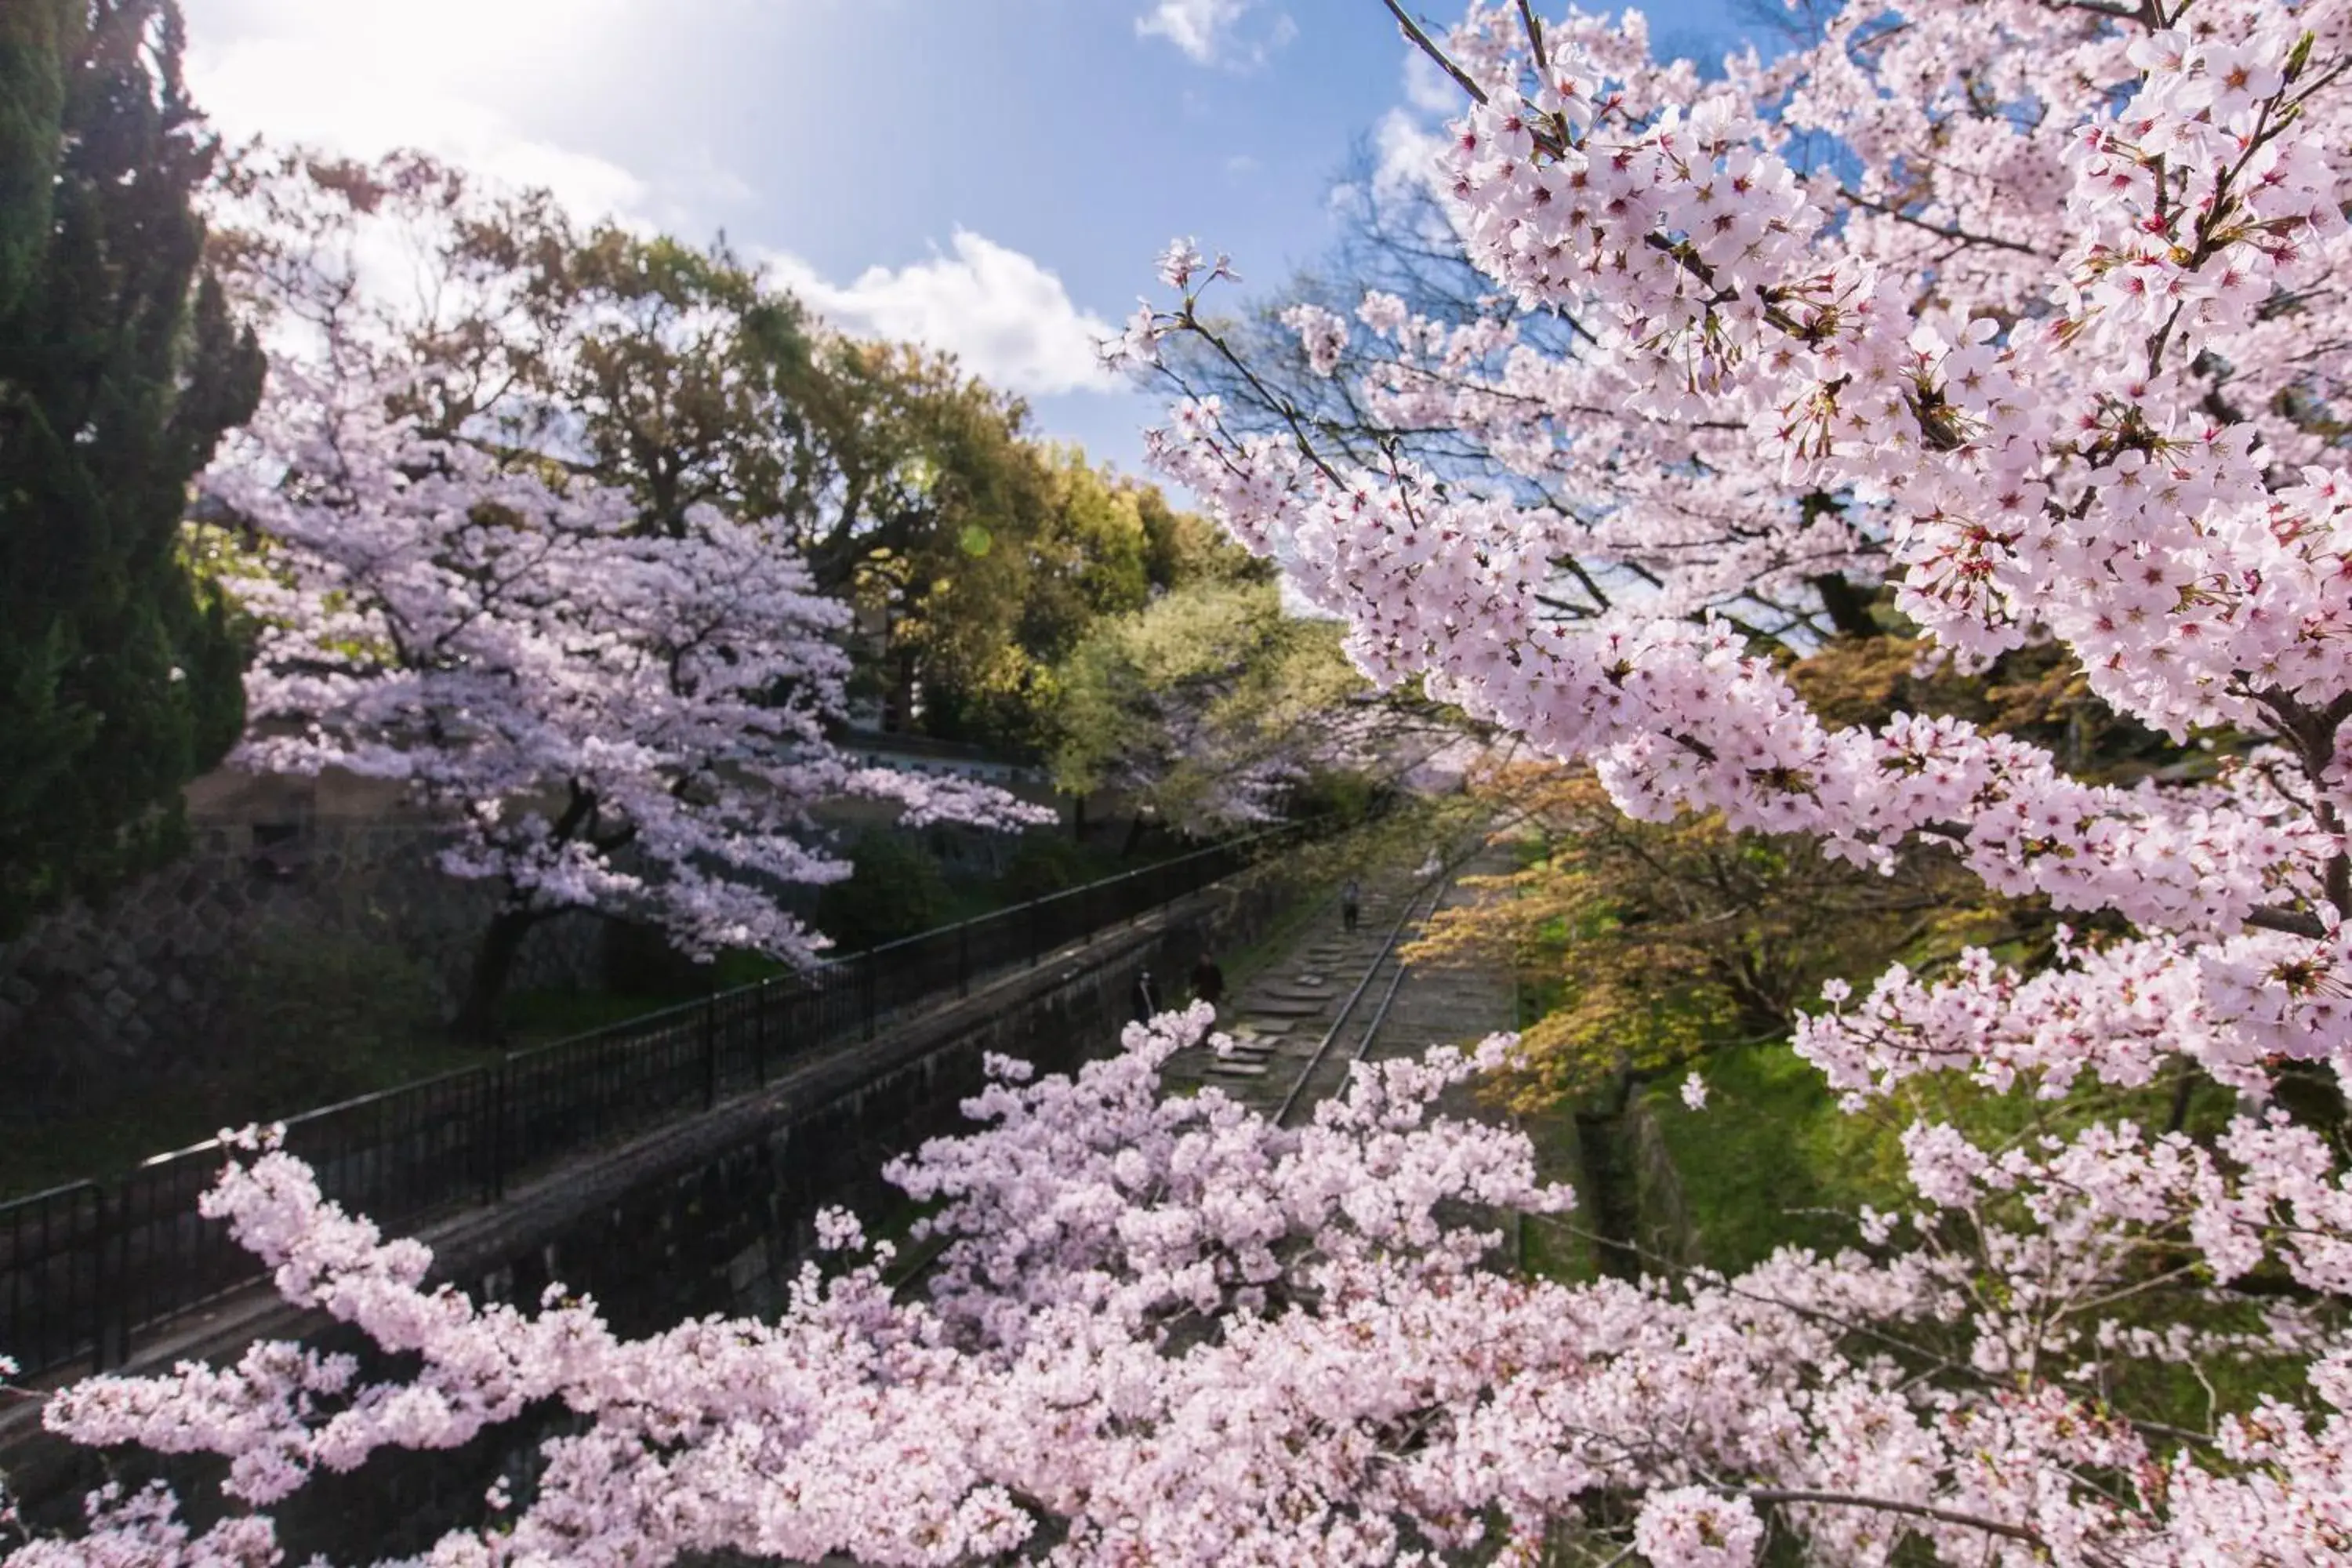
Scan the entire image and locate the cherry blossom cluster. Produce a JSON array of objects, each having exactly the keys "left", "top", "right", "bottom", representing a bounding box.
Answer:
[
  {"left": 1795, "top": 913, "right": 2352, "bottom": 1105},
  {"left": 1131, "top": 0, "right": 2352, "bottom": 1085},
  {"left": 885, "top": 1005, "right": 1569, "bottom": 1348},
  {"left": 16, "top": 3, "right": 2352, "bottom": 1562},
  {"left": 1145, "top": 419, "right": 2335, "bottom": 933},
  {"left": 1298, "top": 285, "right": 1883, "bottom": 626},
  {"left": 193, "top": 146, "right": 1047, "bottom": 971},
  {"left": 1093, "top": 0, "right": 2352, "bottom": 1552},
  {"left": 18, "top": 1012, "right": 2352, "bottom": 1564},
  {"left": 207, "top": 359, "right": 1044, "bottom": 963}
]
